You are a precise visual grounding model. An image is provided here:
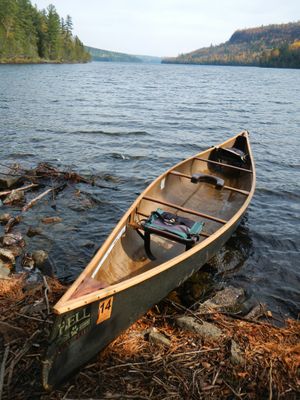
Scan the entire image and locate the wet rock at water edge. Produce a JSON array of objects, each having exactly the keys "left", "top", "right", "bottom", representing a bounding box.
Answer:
[
  {"left": 2, "top": 232, "right": 24, "bottom": 247},
  {"left": 26, "top": 226, "right": 43, "bottom": 237},
  {"left": 22, "top": 253, "right": 35, "bottom": 271},
  {"left": 244, "top": 303, "right": 267, "bottom": 320},
  {"left": 176, "top": 316, "right": 223, "bottom": 341},
  {"left": 4, "top": 215, "right": 22, "bottom": 233},
  {"left": 0, "top": 213, "right": 11, "bottom": 224},
  {"left": 0, "top": 248, "right": 16, "bottom": 265},
  {"left": 41, "top": 216, "right": 62, "bottom": 224},
  {"left": 3, "top": 190, "right": 25, "bottom": 205},
  {"left": 0, "top": 260, "right": 11, "bottom": 279},
  {"left": 32, "top": 250, "right": 54, "bottom": 277},
  {"left": 0, "top": 174, "right": 21, "bottom": 189},
  {"left": 32, "top": 250, "right": 48, "bottom": 267},
  {"left": 198, "top": 286, "right": 245, "bottom": 314}
]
